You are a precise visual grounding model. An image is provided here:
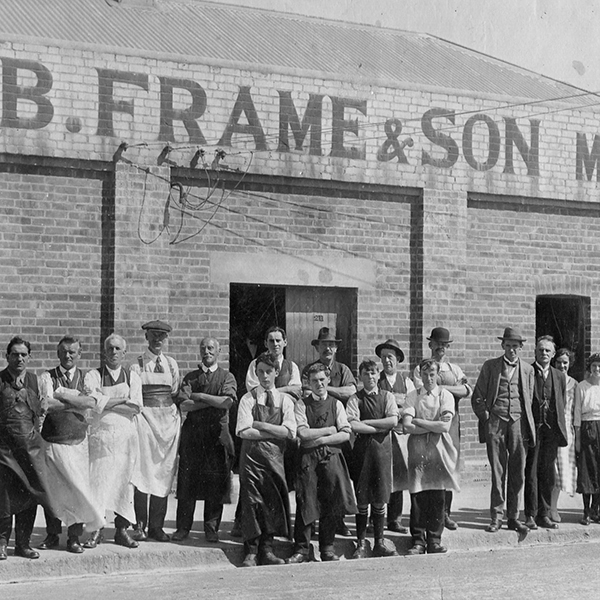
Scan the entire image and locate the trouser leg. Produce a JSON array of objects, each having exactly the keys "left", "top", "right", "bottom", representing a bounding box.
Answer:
[
  {"left": 485, "top": 415, "right": 508, "bottom": 521},
  {"left": 15, "top": 505, "right": 37, "bottom": 549},
  {"left": 67, "top": 523, "right": 84, "bottom": 539},
  {"left": 387, "top": 491, "right": 403, "bottom": 524},
  {"left": 506, "top": 418, "right": 527, "bottom": 520},
  {"left": 175, "top": 497, "right": 196, "bottom": 532},
  {"left": 318, "top": 513, "right": 337, "bottom": 554},
  {"left": 44, "top": 508, "right": 62, "bottom": 535},
  {"left": 537, "top": 430, "right": 559, "bottom": 518},
  {"left": 410, "top": 493, "right": 426, "bottom": 547},
  {"left": 114, "top": 513, "right": 131, "bottom": 529},
  {"left": 133, "top": 488, "right": 148, "bottom": 528},
  {"left": 0, "top": 517, "right": 12, "bottom": 545},
  {"left": 203, "top": 497, "right": 224, "bottom": 534},
  {"left": 148, "top": 494, "right": 168, "bottom": 531},
  {"left": 292, "top": 508, "right": 311, "bottom": 554},
  {"left": 444, "top": 490, "right": 453, "bottom": 517},
  {"left": 425, "top": 490, "right": 445, "bottom": 546},
  {"left": 524, "top": 435, "right": 540, "bottom": 518}
]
